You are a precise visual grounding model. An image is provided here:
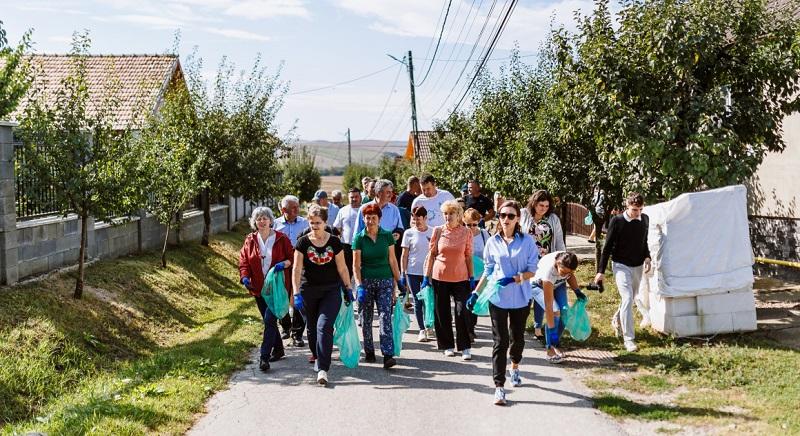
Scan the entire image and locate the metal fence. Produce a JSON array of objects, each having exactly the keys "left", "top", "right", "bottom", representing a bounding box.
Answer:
[{"left": 14, "top": 141, "right": 67, "bottom": 220}]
